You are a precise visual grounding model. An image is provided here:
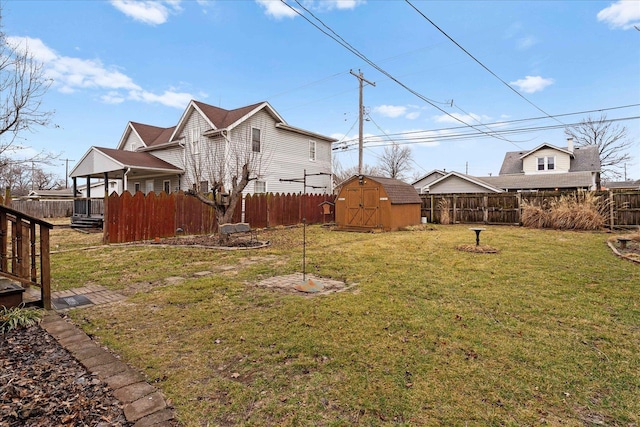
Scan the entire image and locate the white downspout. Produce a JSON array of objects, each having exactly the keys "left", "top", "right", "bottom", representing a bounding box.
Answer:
[{"left": 124, "top": 168, "right": 130, "bottom": 193}]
